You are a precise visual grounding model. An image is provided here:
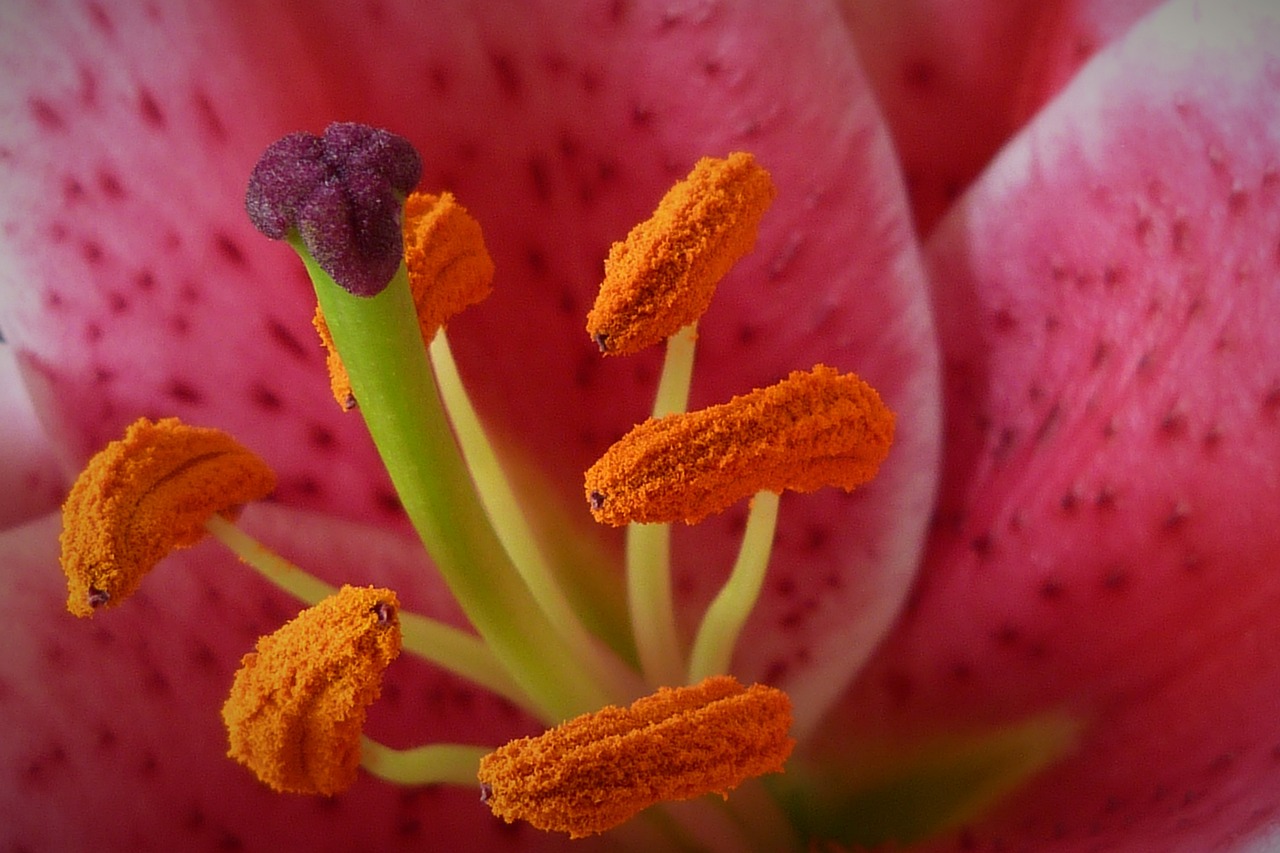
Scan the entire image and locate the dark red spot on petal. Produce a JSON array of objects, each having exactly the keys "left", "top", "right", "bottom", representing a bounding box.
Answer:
[
  {"left": 81, "top": 240, "right": 105, "bottom": 265},
  {"left": 903, "top": 59, "right": 938, "bottom": 91},
  {"left": 250, "top": 384, "right": 282, "bottom": 411},
  {"left": 138, "top": 87, "right": 165, "bottom": 127},
  {"left": 167, "top": 379, "right": 204, "bottom": 405},
  {"left": 994, "top": 624, "right": 1021, "bottom": 647},
  {"left": 192, "top": 87, "right": 227, "bottom": 142},
  {"left": 1170, "top": 218, "right": 1191, "bottom": 253},
  {"left": 525, "top": 246, "right": 548, "bottom": 278},
  {"left": 307, "top": 423, "right": 336, "bottom": 451},
  {"left": 375, "top": 488, "right": 403, "bottom": 516},
  {"left": 528, "top": 155, "right": 552, "bottom": 202},
  {"left": 1039, "top": 579, "right": 1066, "bottom": 601},
  {"left": 265, "top": 317, "right": 310, "bottom": 362},
  {"left": 63, "top": 176, "right": 86, "bottom": 203},
  {"left": 1263, "top": 384, "right": 1280, "bottom": 416},
  {"left": 214, "top": 232, "right": 247, "bottom": 267},
  {"left": 489, "top": 53, "right": 522, "bottom": 98},
  {"left": 98, "top": 169, "right": 125, "bottom": 200},
  {"left": 86, "top": 2, "right": 114, "bottom": 35},
  {"left": 1102, "top": 566, "right": 1130, "bottom": 592},
  {"left": 1162, "top": 502, "right": 1191, "bottom": 532},
  {"left": 631, "top": 104, "right": 655, "bottom": 129},
  {"left": 30, "top": 97, "right": 67, "bottom": 132}
]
